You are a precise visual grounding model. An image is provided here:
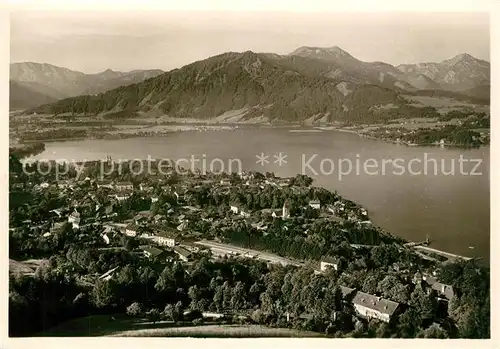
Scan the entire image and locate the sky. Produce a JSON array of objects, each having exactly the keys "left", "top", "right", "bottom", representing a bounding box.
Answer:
[{"left": 10, "top": 11, "right": 490, "bottom": 73}]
